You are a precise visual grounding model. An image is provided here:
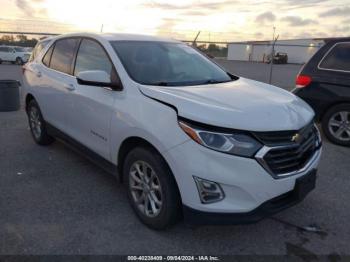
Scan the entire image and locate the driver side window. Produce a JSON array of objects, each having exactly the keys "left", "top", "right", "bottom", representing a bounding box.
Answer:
[{"left": 74, "top": 39, "right": 114, "bottom": 78}]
